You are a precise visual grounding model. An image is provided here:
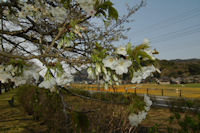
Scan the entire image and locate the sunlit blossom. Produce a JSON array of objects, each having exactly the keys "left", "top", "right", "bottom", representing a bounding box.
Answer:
[
  {"left": 102, "top": 66, "right": 107, "bottom": 75},
  {"left": 144, "top": 94, "right": 152, "bottom": 107},
  {"left": 56, "top": 73, "right": 73, "bottom": 86},
  {"left": 144, "top": 48, "right": 156, "bottom": 60},
  {"left": 112, "top": 74, "right": 118, "bottom": 81},
  {"left": 39, "top": 78, "right": 56, "bottom": 89},
  {"left": 142, "top": 38, "right": 149, "bottom": 45},
  {"left": 103, "top": 74, "right": 110, "bottom": 82},
  {"left": 116, "top": 46, "right": 127, "bottom": 56},
  {"left": 95, "top": 63, "right": 101, "bottom": 75},
  {"left": 114, "top": 58, "right": 132, "bottom": 75},
  {"left": 131, "top": 65, "right": 158, "bottom": 84},
  {"left": 131, "top": 71, "right": 143, "bottom": 84},
  {"left": 128, "top": 95, "right": 152, "bottom": 127},
  {"left": 87, "top": 67, "right": 96, "bottom": 79},
  {"left": 102, "top": 55, "right": 117, "bottom": 70},
  {"left": 76, "top": 0, "right": 96, "bottom": 16},
  {"left": 104, "top": 83, "right": 108, "bottom": 90}
]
